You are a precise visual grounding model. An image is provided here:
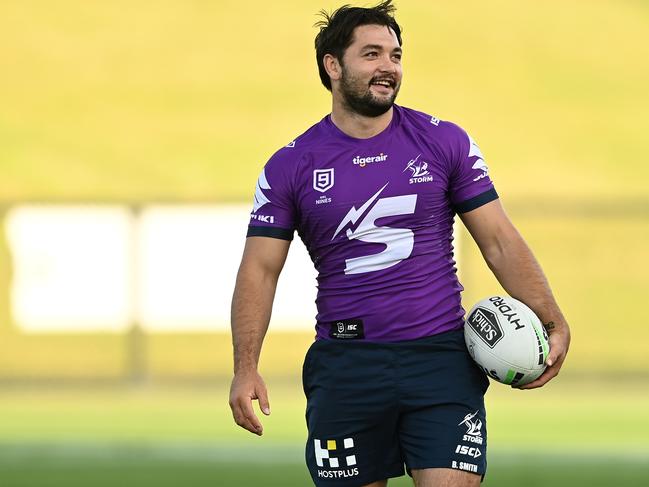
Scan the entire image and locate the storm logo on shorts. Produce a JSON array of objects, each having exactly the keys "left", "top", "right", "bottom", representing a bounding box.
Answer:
[
  {"left": 459, "top": 411, "right": 483, "bottom": 438},
  {"left": 466, "top": 307, "right": 503, "bottom": 348},
  {"left": 314, "top": 437, "right": 359, "bottom": 479}
]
